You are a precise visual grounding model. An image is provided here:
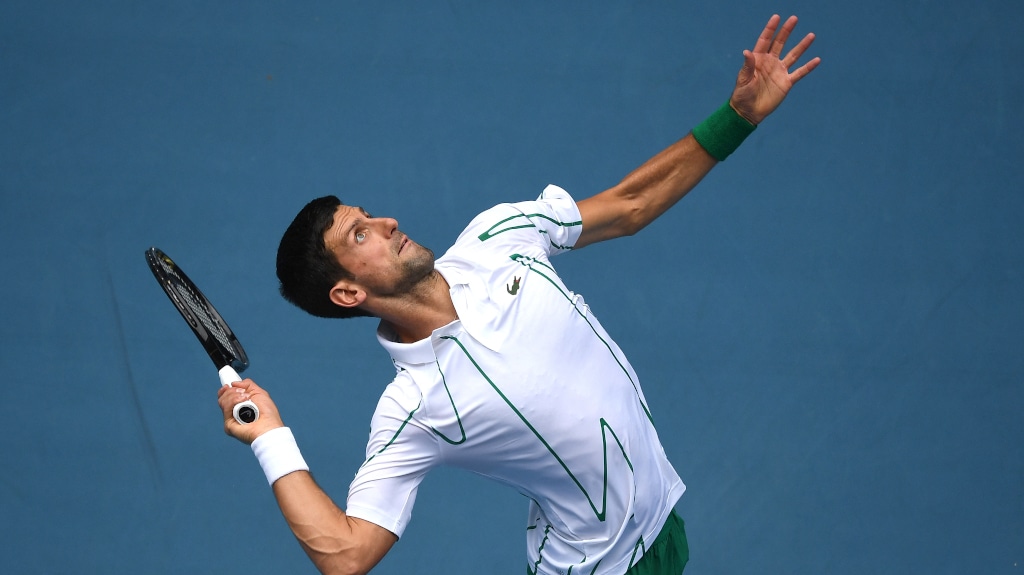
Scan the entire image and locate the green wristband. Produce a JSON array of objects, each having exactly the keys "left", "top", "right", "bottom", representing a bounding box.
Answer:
[{"left": 691, "top": 100, "right": 757, "bottom": 161}]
